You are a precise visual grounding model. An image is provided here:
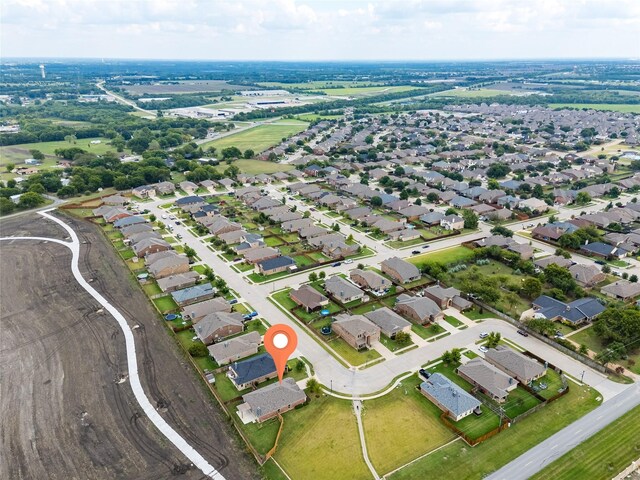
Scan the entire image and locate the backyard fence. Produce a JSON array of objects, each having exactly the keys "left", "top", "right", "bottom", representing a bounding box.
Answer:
[
  {"left": 439, "top": 412, "right": 509, "bottom": 447},
  {"left": 471, "top": 299, "right": 611, "bottom": 375}
]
